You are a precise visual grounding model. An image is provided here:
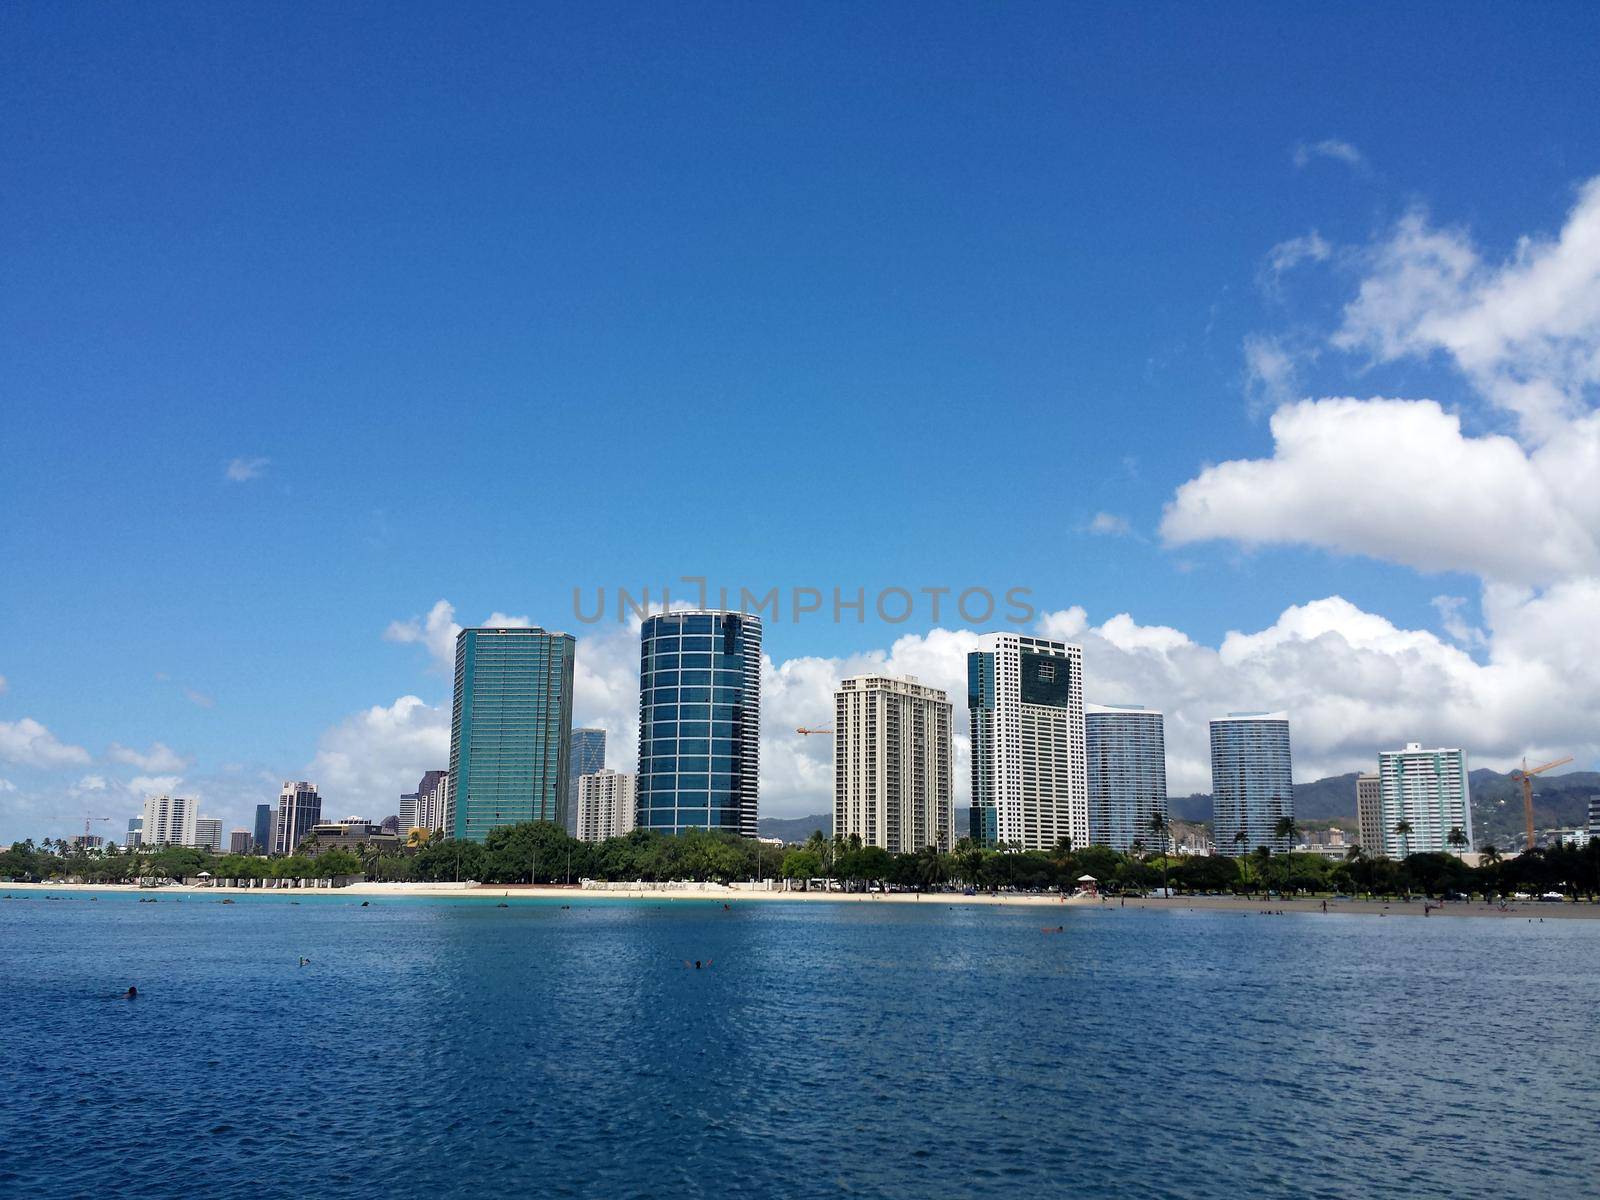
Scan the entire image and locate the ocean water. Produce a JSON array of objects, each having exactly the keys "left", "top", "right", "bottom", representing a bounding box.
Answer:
[{"left": 3, "top": 892, "right": 1595, "bottom": 1200}]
